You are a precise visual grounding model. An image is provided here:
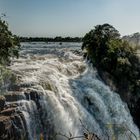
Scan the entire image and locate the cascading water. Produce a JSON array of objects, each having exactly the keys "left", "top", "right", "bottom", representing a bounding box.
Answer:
[{"left": 7, "top": 42, "right": 139, "bottom": 140}]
